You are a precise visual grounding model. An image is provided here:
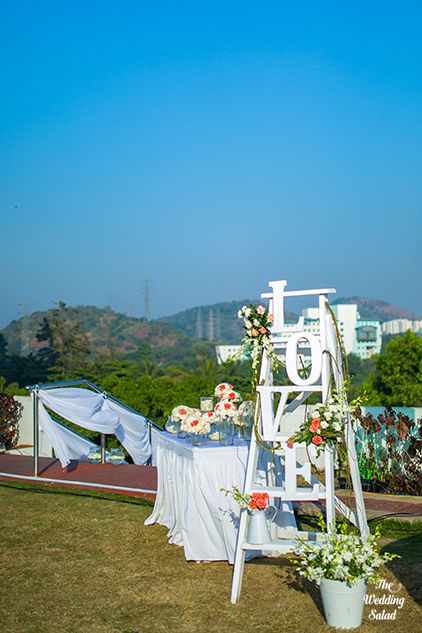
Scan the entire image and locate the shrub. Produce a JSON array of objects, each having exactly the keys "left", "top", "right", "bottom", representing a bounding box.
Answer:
[{"left": 0, "top": 392, "right": 23, "bottom": 449}]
